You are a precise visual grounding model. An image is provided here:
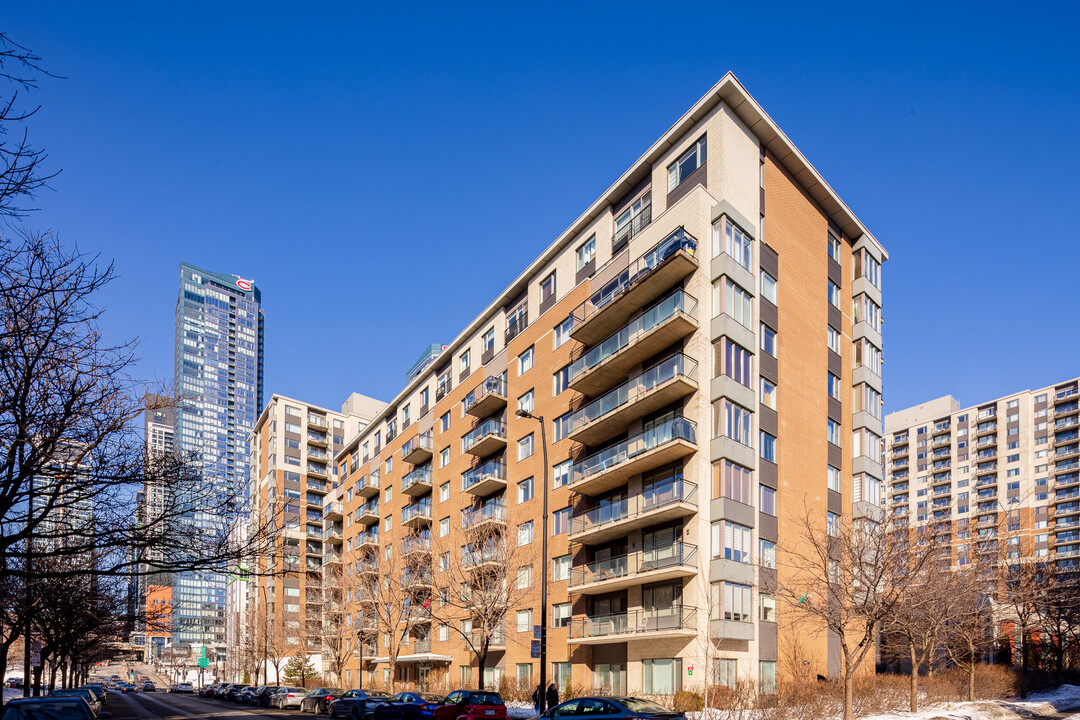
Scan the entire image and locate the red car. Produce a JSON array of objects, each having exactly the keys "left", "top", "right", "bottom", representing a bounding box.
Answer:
[{"left": 431, "top": 691, "right": 505, "bottom": 720}]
